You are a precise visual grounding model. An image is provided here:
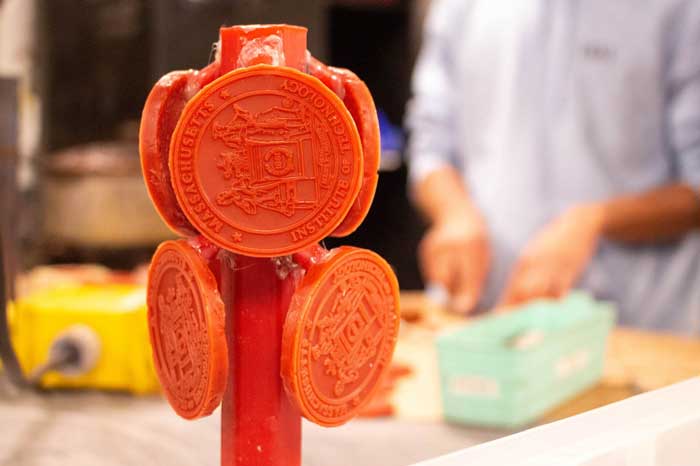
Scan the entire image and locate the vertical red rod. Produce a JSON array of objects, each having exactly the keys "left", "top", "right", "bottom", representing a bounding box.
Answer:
[
  {"left": 216, "top": 25, "right": 308, "bottom": 466},
  {"left": 219, "top": 254, "right": 301, "bottom": 466}
]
